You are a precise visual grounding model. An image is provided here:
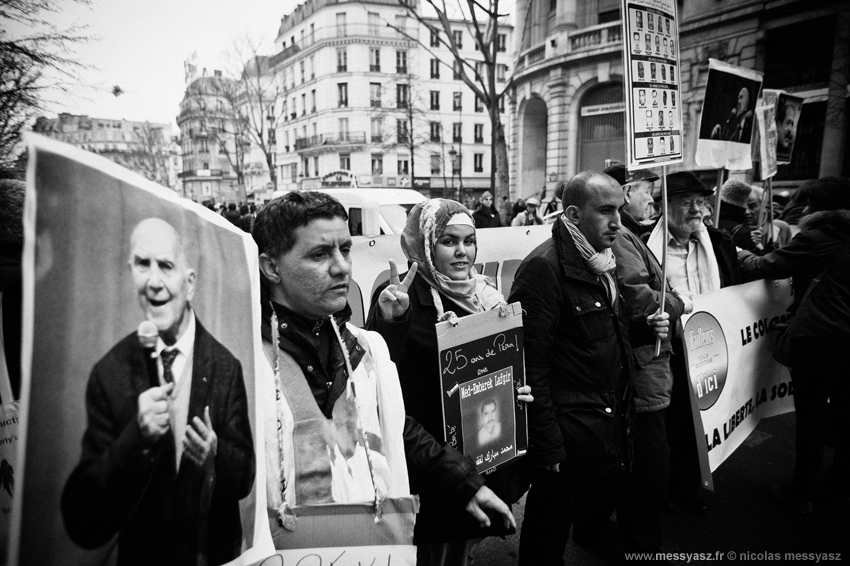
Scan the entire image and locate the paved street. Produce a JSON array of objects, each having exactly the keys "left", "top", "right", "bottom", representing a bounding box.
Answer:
[{"left": 476, "top": 412, "right": 849, "bottom": 564}]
